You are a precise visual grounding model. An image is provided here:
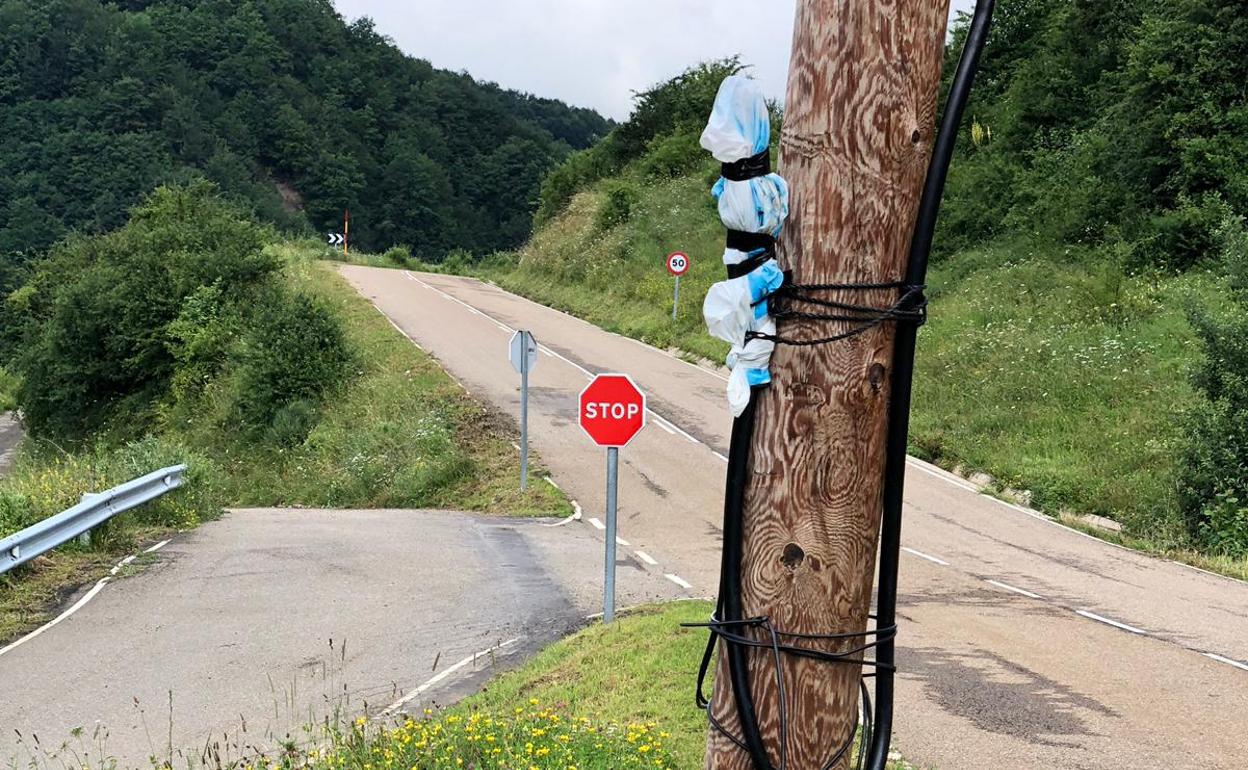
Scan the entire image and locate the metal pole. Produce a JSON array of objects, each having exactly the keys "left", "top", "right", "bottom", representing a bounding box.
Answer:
[
  {"left": 672, "top": 276, "right": 681, "bottom": 321},
  {"left": 603, "top": 447, "right": 619, "bottom": 623},
  {"left": 520, "top": 333, "right": 530, "bottom": 491}
]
